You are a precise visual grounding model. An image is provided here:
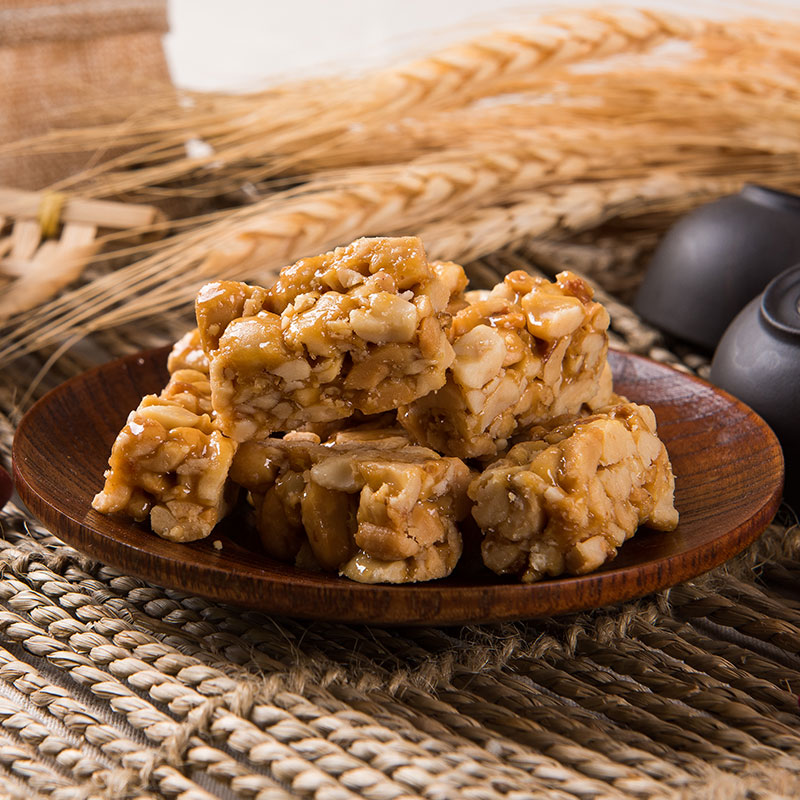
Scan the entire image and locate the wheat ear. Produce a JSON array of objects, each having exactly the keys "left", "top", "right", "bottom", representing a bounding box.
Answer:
[
  {"left": 0, "top": 138, "right": 604, "bottom": 358},
  {"left": 4, "top": 115, "right": 751, "bottom": 338},
  {"left": 0, "top": 147, "right": 786, "bottom": 369},
  {"left": 1, "top": 8, "right": 723, "bottom": 199},
  {"left": 419, "top": 174, "right": 741, "bottom": 265}
]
